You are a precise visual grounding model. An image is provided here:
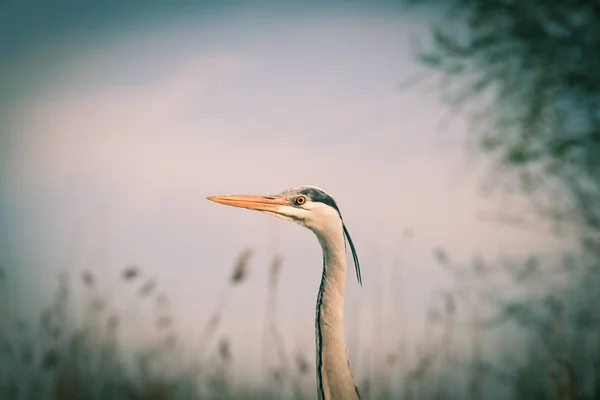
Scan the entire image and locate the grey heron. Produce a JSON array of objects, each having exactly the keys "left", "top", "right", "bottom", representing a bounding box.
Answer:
[{"left": 208, "top": 185, "right": 362, "bottom": 400}]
